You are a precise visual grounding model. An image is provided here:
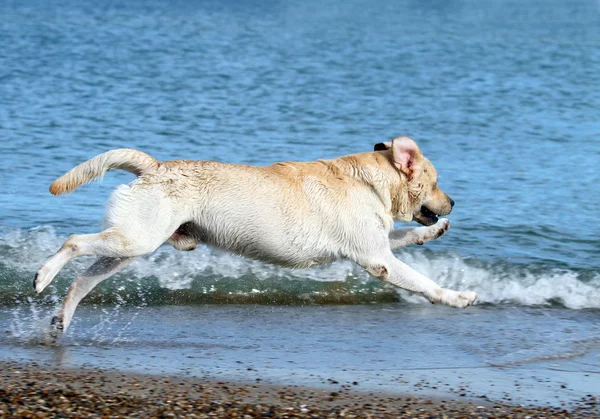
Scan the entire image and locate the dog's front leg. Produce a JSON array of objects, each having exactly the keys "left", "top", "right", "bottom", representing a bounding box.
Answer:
[
  {"left": 362, "top": 252, "right": 476, "bottom": 308},
  {"left": 388, "top": 218, "right": 450, "bottom": 249}
]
